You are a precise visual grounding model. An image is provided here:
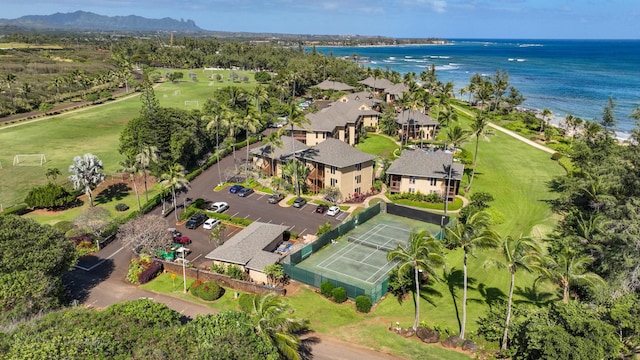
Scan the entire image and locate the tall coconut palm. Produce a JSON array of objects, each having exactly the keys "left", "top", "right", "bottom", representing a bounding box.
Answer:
[
  {"left": 537, "top": 246, "right": 605, "bottom": 303},
  {"left": 135, "top": 146, "right": 159, "bottom": 202},
  {"left": 485, "top": 235, "right": 544, "bottom": 351},
  {"left": 119, "top": 158, "right": 141, "bottom": 211},
  {"left": 447, "top": 124, "right": 470, "bottom": 151},
  {"left": 251, "top": 84, "right": 269, "bottom": 116},
  {"left": 241, "top": 105, "right": 261, "bottom": 184},
  {"left": 240, "top": 293, "right": 309, "bottom": 360},
  {"left": 68, "top": 153, "right": 106, "bottom": 207},
  {"left": 387, "top": 229, "right": 445, "bottom": 331},
  {"left": 278, "top": 102, "right": 310, "bottom": 197},
  {"left": 466, "top": 114, "right": 491, "bottom": 192},
  {"left": 264, "top": 131, "right": 284, "bottom": 178},
  {"left": 540, "top": 108, "right": 552, "bottom": 134},
  {"left": 160, "top": 164, "right": 190, "bottom": 222},
  {"left": 203, "top": 100, "right": 227, "bottom": 186},
  {"left": 446, "top": 211, "right": 498, "bottom": 339}
]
